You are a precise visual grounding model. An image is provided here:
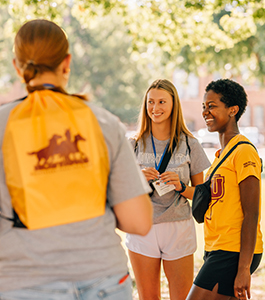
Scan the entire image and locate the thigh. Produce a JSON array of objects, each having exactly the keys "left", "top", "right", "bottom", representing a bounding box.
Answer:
[
  {"left": 78, "top": 273, "right": 133, "bottom": 300},
  {"left": 194, "top": 251, "right": 262, "bottom": 298},
  {"left": 128, "top": 250, "right": 161, "bottom": 300},
  {"left": 186, "top": 283, "right": 231, "bottom": 300},
  {"left": 163, "top": 254, "right": 194, "bottom": 300}
]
